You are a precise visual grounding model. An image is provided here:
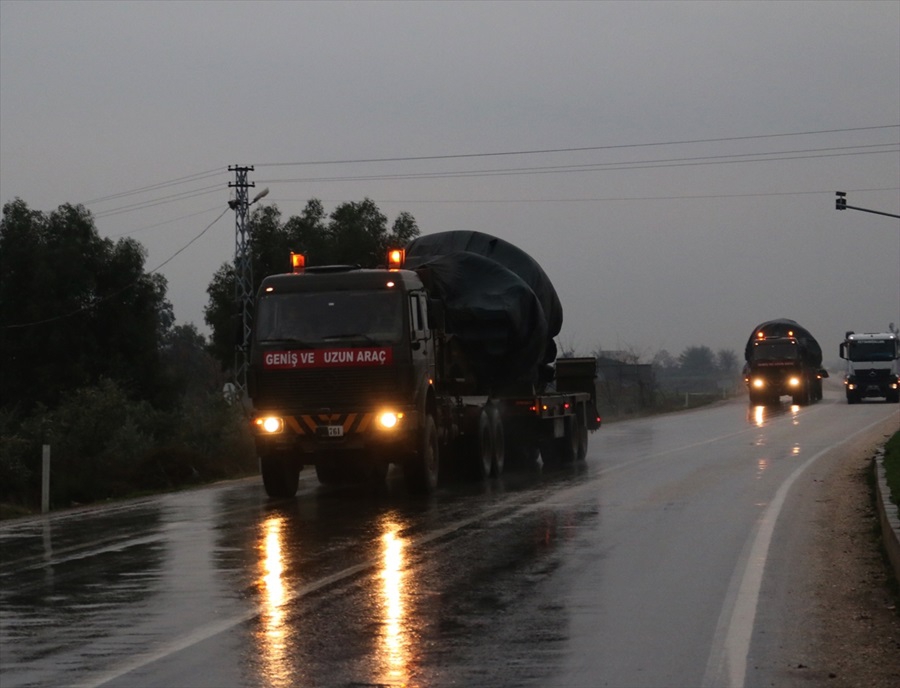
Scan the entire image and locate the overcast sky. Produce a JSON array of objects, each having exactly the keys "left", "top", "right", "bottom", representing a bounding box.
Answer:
[{"left": 2, "top": 0, "right": 898, "bottom": 364}]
